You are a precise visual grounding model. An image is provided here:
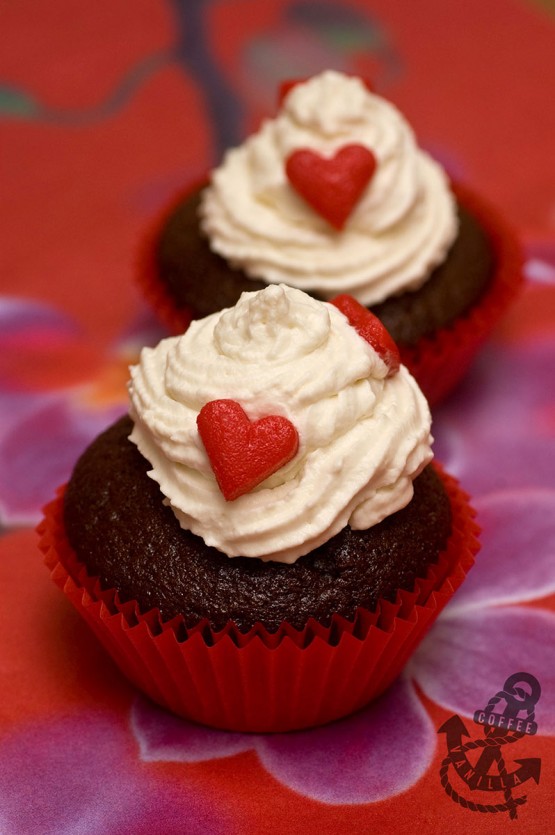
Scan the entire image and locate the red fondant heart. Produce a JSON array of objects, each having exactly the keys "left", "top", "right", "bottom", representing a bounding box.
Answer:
[
  {"left": 286, "top": 144, "right": 377, "bottom": 230},
  {"left": 197, "top": 399, "right": 299, "bottom": 501},
  {"left": 331, "top": 294, "right": 401, "bottom": 377}
]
